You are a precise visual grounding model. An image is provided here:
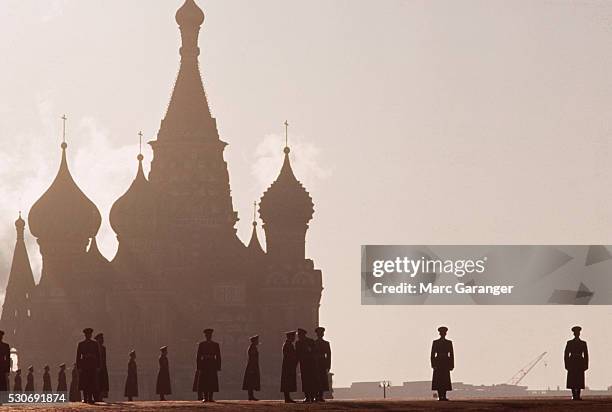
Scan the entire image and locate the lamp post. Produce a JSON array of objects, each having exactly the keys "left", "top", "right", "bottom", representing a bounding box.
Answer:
[{"left": 379, "top": 380, "right": 391, "bottom": 399}]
